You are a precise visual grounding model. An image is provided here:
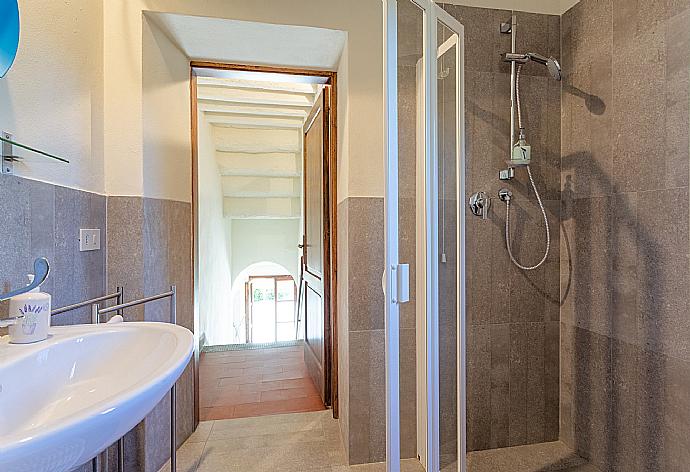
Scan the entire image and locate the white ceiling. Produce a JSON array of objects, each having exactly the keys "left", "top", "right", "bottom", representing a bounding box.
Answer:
[
  {"left": 145, "top": 11, "right": 337, "bottom": 219},
  {"left": 196, "top": 75, "right": 320, "bottom": 219},
  {"left": 147, "top": 13, "right": 347, "bottom": 70}
]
